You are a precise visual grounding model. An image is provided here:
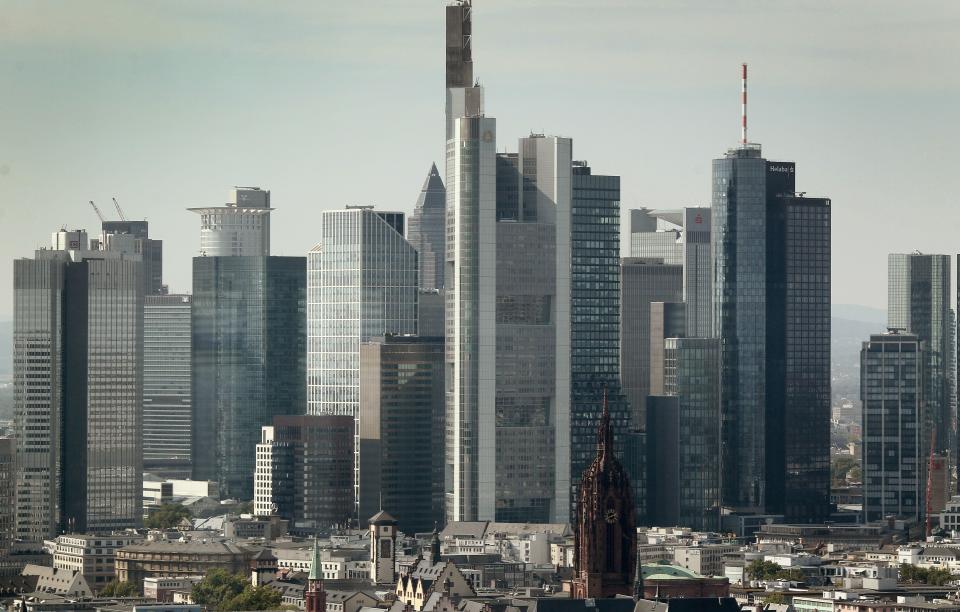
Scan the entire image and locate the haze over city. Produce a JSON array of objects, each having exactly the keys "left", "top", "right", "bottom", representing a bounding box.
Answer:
[{"left": 1, "top": 0, "right": 958, "bottom": 319}]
